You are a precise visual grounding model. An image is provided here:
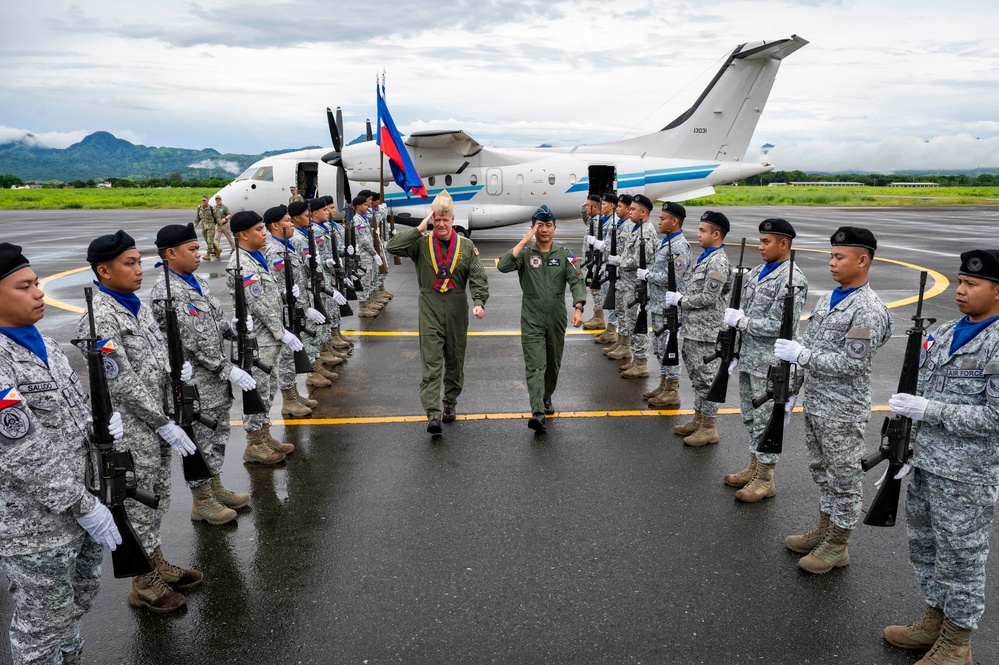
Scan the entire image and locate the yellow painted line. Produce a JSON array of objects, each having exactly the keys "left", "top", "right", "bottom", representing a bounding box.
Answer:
[{"left": 38, "top": 266, "right": 91, "bottom": 313}]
